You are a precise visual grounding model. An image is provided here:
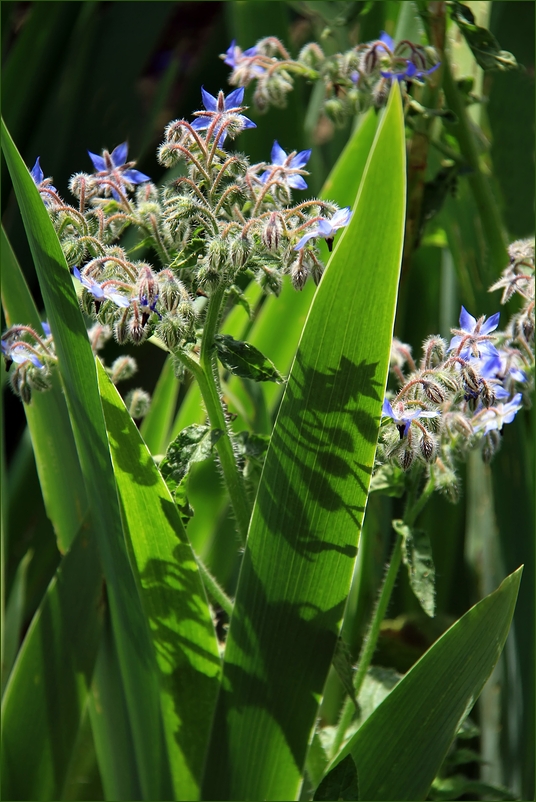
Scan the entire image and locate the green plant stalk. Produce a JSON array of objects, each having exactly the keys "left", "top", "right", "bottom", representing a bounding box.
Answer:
[
  {"left": 330, "top": 475, "right": 435, "bottom": 759},
  {"left": 176, "top": 287, "right": 252, "bottom": 544},
  {"left": 195, "top": 552, "right": 234, "bottom": 617}
]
